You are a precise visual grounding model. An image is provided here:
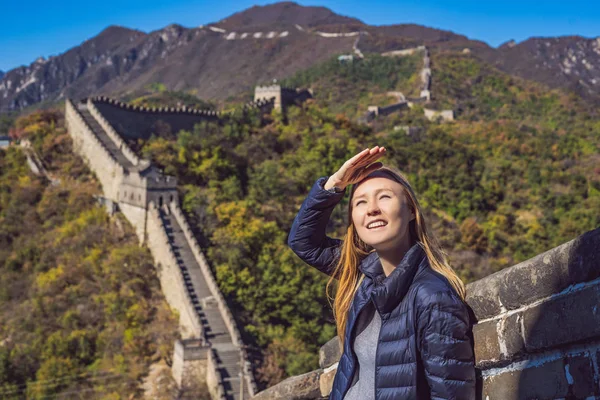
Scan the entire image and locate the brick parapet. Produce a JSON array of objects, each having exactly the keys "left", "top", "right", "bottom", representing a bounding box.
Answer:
[
  {"left": 207, "top": 348, "right": 227, "bottom": 400},
  {"left": 169, "top": 201, "right": 258, "bottom": 396},
  {"left": 172, "top": 339, "right": 209, "bottom": 387},
  {"left": 90, "top": 96, "right": 223, "bottom": 117},
  {"left": 87, "top": 98, "right": 143, "bottom": 167},
  {"left": 65, "top": 98, "right": 124, "bottom": 199},
  {"left": 65, "top": 99, "right": 121, "bottom": 169},
  {"left": 147, "top": 202, "right": 205, "bottom": 339}
]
